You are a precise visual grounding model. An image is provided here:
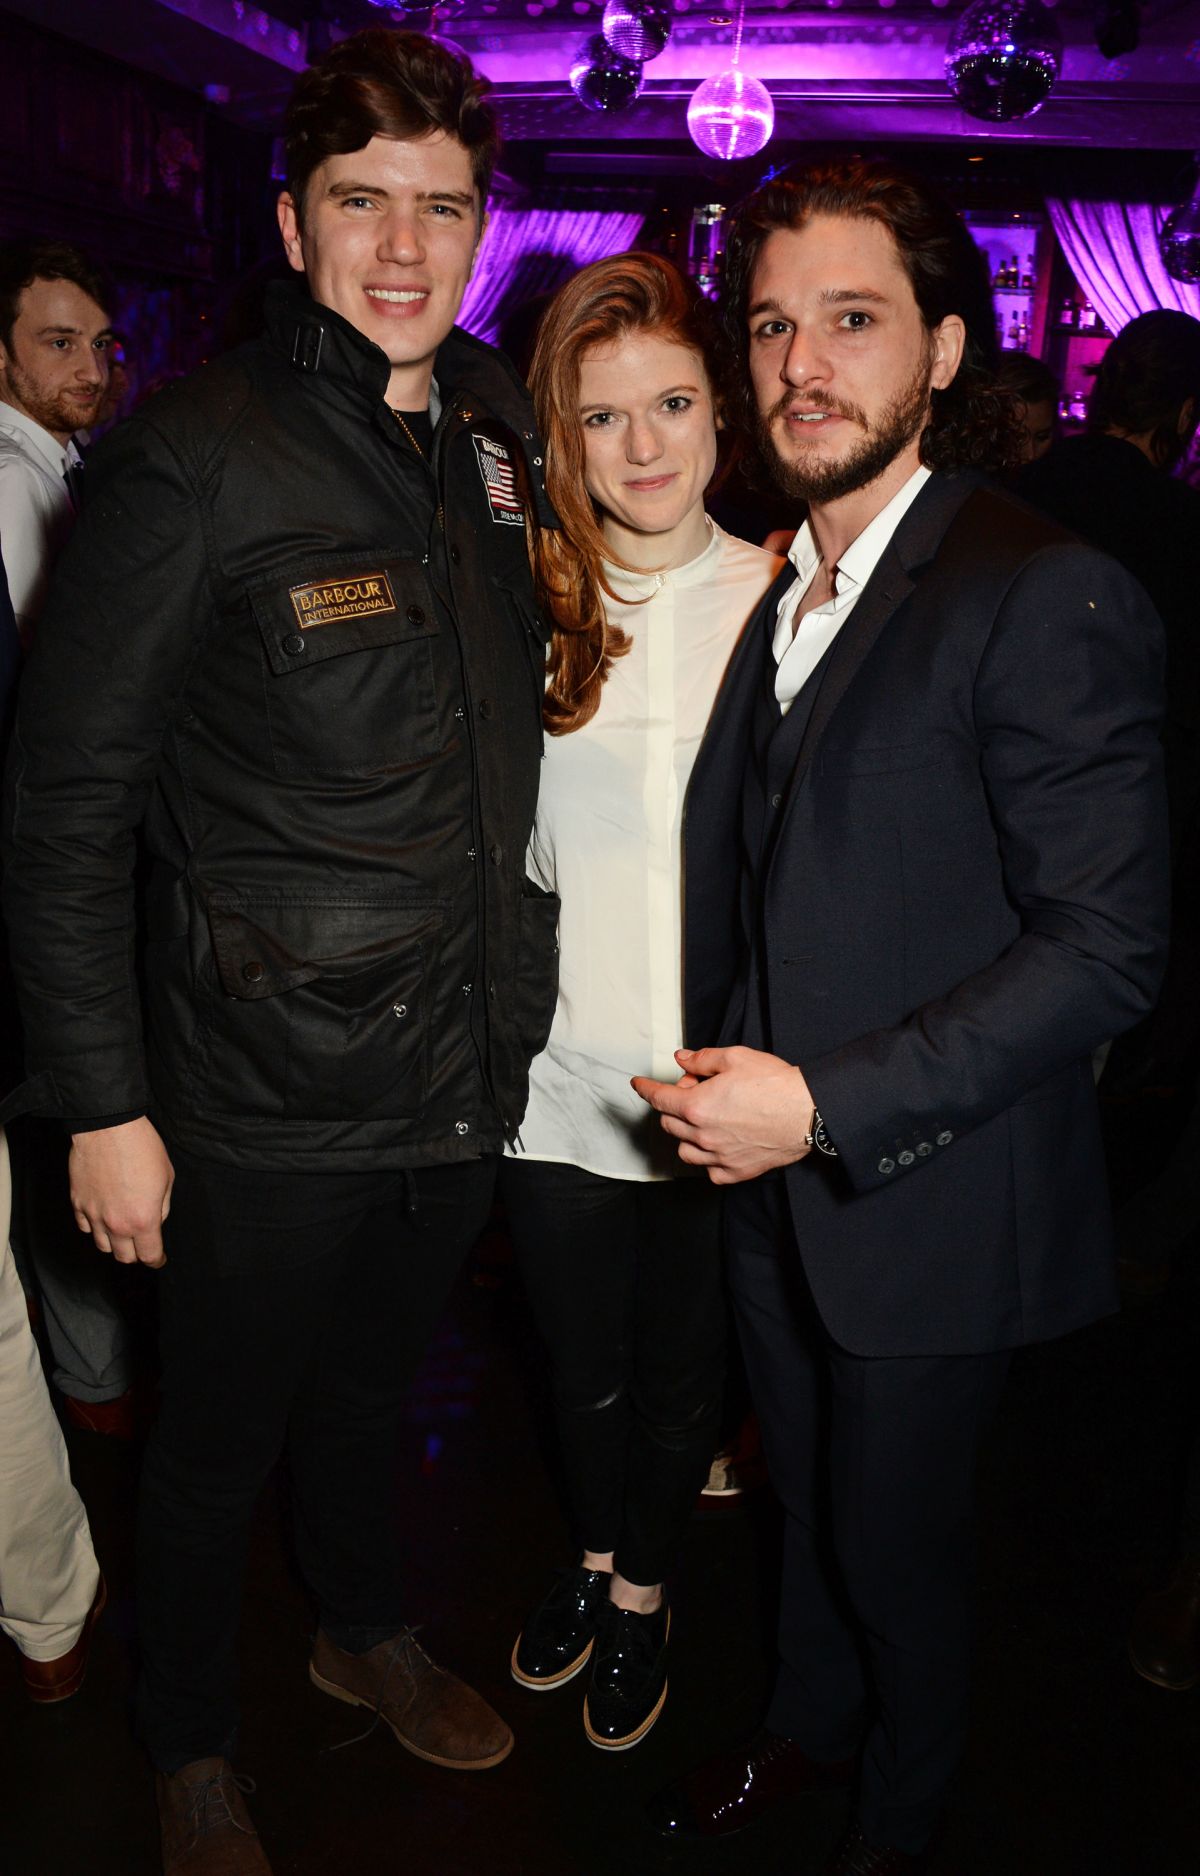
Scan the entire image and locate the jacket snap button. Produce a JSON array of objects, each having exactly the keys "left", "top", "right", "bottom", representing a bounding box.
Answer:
[
  {"left": 406, "top": 604, "right": 425, "bottom": 625},
  {"left": 898, "top": 1150, "right": 915, "bottom": 1166},
  {"left": 449, "top": 545, "right": 461, "bottom": 565},
  {"left": 282, "top": 634, "right": 306, "bottom": 655},
  {"left": 242, "top": 961, "right": 265, "bottom": 984},
  {"left": 455, "top": 1120, "right": 469, "bottom": 1135},
  {"left": 878, "top": 1156, "right": 896, "bottom": 1175},
  {"left": 771, "top": 792, "right": 782, "bottom": 809},
  {"left": 478, "top": 698, "right": 493, "bottom": 720},
  {"left": 489, "top": 844, "right": 503, "bottom": 866},
  {"left": 936, "top": 1130, "right": 953, "bottom": 1146},
  {"left": 392, "top": 1003, "right": 407, "bottom": 1019}
]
